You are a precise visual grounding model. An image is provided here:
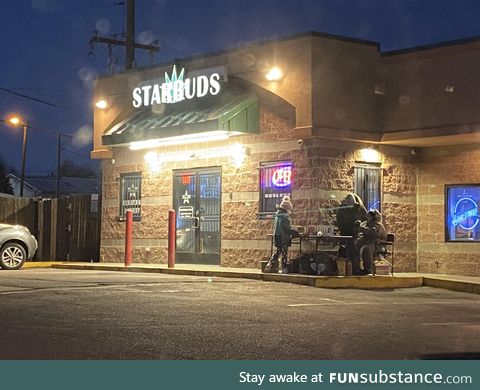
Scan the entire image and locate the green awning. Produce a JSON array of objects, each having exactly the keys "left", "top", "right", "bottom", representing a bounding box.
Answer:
[{"left": 102, "top": 92, "right": 259, "bottom": 146}]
